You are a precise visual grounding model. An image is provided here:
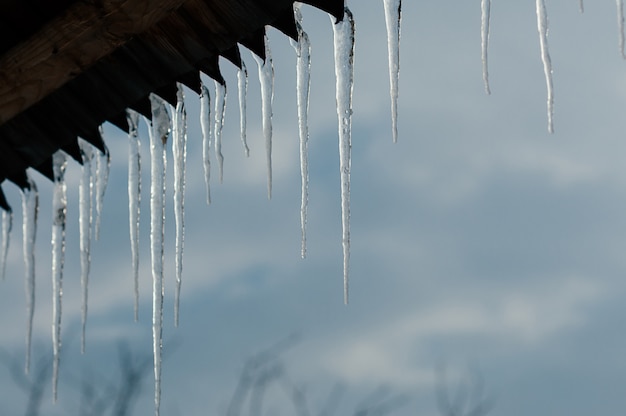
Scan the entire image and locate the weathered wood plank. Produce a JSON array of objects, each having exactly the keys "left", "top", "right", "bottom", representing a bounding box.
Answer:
[{"left": 0, "top": 0, "right": 188, "bottom": 125}]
